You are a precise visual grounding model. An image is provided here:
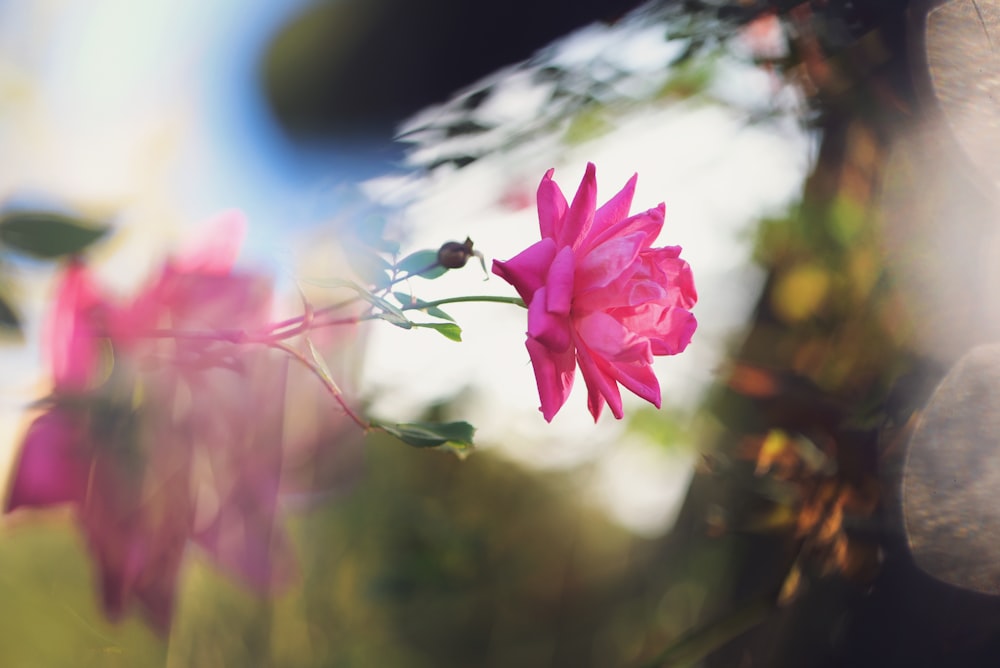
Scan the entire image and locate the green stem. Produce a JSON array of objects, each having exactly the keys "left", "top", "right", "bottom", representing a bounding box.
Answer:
[
  {"left": 401, "top": 295, "right": 526, "bottom": 310},
  {"left": 266, "top": 263, "right": 438, "bottom": 337},
  {"left": 138, "top": 296, "right": 526, "bottom": 343}
]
